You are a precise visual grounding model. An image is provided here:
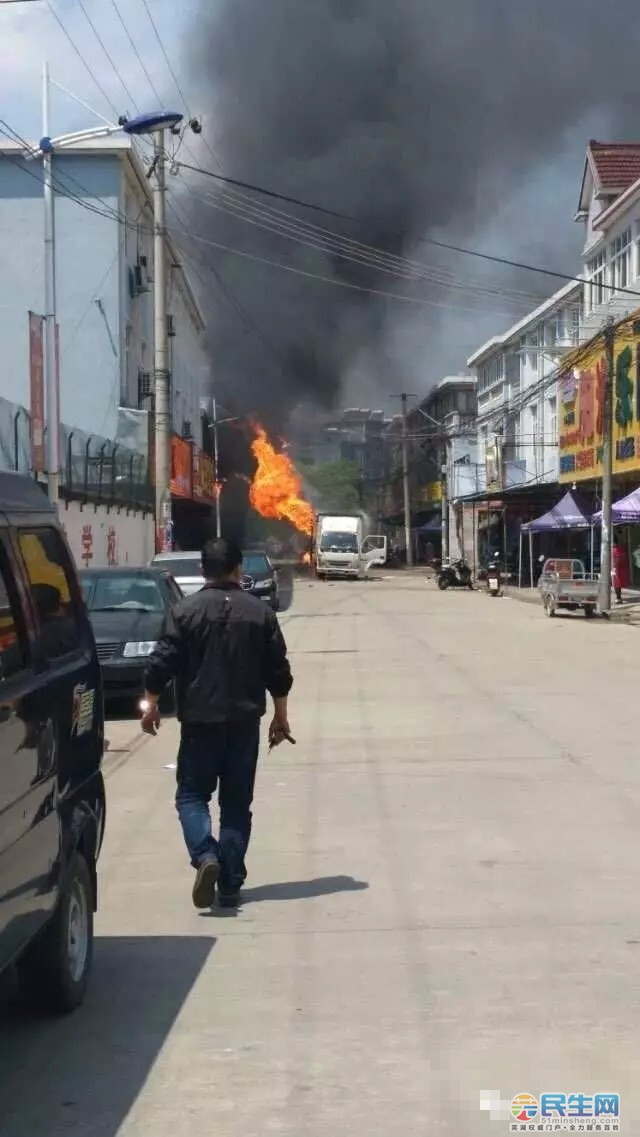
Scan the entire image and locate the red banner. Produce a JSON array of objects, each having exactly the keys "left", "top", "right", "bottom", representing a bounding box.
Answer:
[
  {"left": 29, "top": 312, "right": 44, "bottom": 472},
  {"left": 170, "top": 435, "right": 193, "bottom": 498}
]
